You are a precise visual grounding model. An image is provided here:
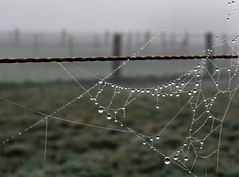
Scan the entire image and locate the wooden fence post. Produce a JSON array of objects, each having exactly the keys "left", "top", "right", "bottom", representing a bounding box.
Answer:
[
  {"left": 14, "top": 28, "right": 20, "bottom": 48},
  {"left": 68, "top": 36, "right": 74, "bottom": 57},
  {"left": 127, "top": 32, "right": 132, "bottom": 55},
  {"left": 33, "top": 33, "right": 39, "bottom": 55},
  {"left": 112, "top": 33, "right": 122, "bottom": 79},
  {"left": 61, "top": 29, "right": 67, "bottom": 46},
  {"left": 222, "top": 34, "right": 228, "bottom": 55},
  {"left": 205, "top": 33, "right": 214, "bottom": 75}
]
